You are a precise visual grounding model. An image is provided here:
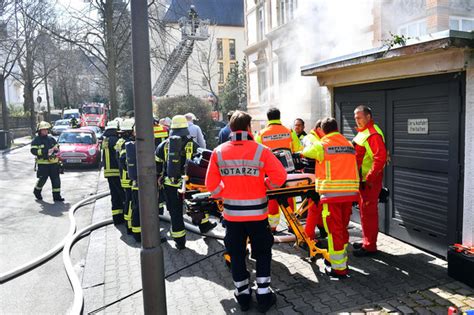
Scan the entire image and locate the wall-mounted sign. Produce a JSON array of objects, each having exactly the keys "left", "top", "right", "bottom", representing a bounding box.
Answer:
[{"left": 408, "top": 118, "right": 428, "bottom": 134}]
